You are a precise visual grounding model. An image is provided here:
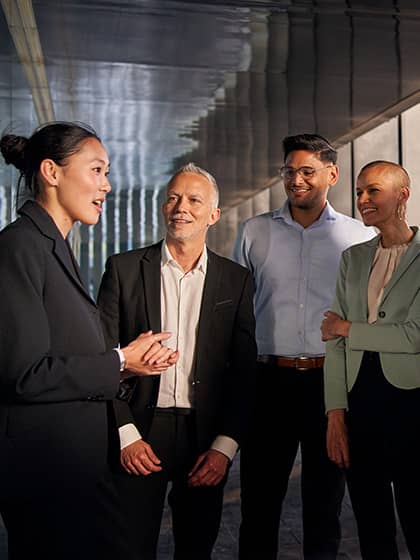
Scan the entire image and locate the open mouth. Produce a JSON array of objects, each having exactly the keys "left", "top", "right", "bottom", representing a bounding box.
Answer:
[{"left": 92, "top": 199, "right": 104, "bottom": 210}]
